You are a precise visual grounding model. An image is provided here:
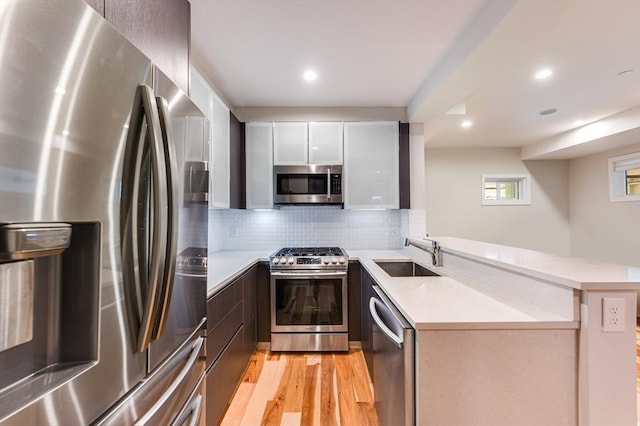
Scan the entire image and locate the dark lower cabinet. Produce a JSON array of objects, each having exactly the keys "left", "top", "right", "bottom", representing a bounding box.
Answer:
[
  {"left": 348, "top": 261, "right": 362, "bottom": 341},
  {"left": 242, "top": 266, "right": 257, "bottom": 361},
  {"left": 205, "top": 326, "right": 245, "bottom": 426},
  {"left": 205, "top": 264, "right": 259, "bottom": 425},
  {"left": 361, "top": 266, "right": 375, "bottom": 377},
  {"left": 256, "top": 262, "right": 271, "bottom": 342}
]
